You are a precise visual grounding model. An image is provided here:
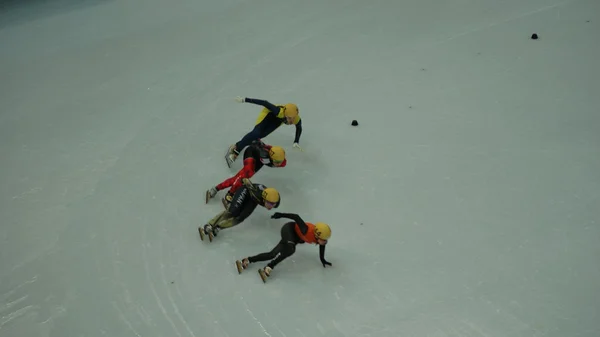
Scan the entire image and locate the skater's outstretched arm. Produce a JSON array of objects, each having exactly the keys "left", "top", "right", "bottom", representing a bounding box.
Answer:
[
  {"left": 294, "top": 119, "right": 302, "bottom": 143},
  {"left": 271, "top": 212, "right": 308, "bottom": 233},
  {"left": 319, "top": 244, "right": 332, "bottom": 267},
  {"left": 243, "top": 97, "right": 280, "bottom": 114}
]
